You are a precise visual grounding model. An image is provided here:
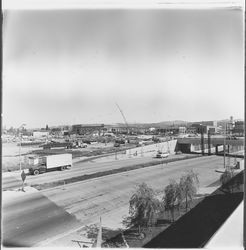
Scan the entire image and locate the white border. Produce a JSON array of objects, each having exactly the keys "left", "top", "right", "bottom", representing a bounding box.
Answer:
[{"left": 2, "top": 0, "right": 245, "bottom": 10}]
